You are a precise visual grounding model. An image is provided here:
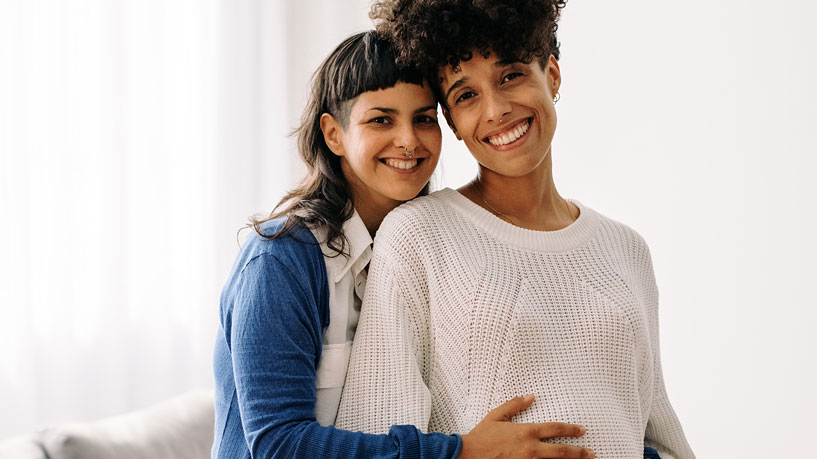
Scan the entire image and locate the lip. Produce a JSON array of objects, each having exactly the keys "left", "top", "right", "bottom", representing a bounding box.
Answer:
[
  {"left": 482, "top": 117, "right": 532, "bottom": 140},
  {"left": 482, "top": 117, "right": 533, "bottom": 150},
  {"left": 379, "top": 157, "right": 427, "bottom": 174}
]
